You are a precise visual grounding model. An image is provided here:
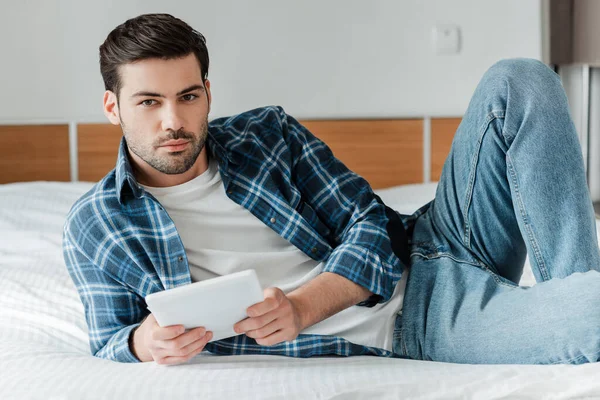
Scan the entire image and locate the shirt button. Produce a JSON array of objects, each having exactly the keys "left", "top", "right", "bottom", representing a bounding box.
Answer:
[
  {"left": 178, "top": 256, "right": 183, "bottom": 262},
  {"left": 227, "top": 190, "right": 233, "bottom": 195},
  {"left": 311, "top": 247, "right": 318, "bottom": 254},
  {"left": 270, "top": 217, "right": 276, "bottom": 224}
]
